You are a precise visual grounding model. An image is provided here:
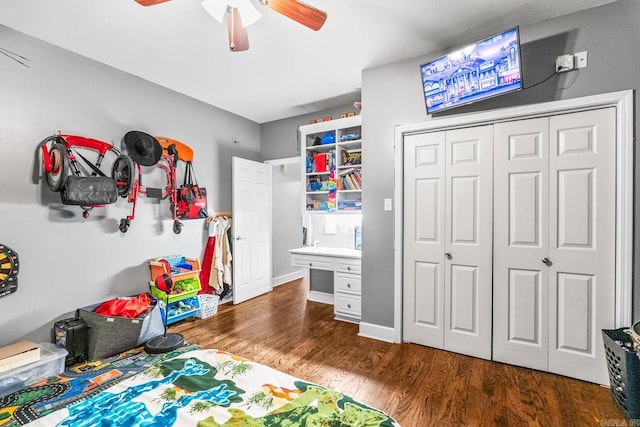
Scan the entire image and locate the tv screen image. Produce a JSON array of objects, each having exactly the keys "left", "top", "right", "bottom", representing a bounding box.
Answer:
[{"left": 421, "top": 27, "right": 522, "bottom": 114}]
